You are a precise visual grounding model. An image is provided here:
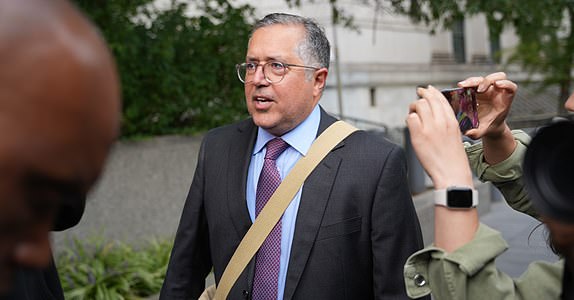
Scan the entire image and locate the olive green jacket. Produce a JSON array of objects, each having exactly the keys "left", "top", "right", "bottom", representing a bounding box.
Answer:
[{"left": 404, "top": 130, "right": 564, "bottom": 299}]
